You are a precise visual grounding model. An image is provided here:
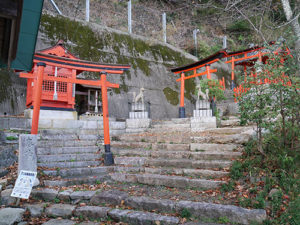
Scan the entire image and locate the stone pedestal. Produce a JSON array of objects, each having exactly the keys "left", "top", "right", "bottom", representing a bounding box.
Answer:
[
  {"left": 18, "top": 134, "right": 39, "bottom": 186},
  {"left": 126, "top": 102, "right": 151, "bottom": 132},
  {"left": 191, "top": 100, "right": 216, "bottom": 131},
  {"left": 193, "top": 100, "right": 212, "bottom": 117},
  {"left": 24, "top": 109, "right": 77, "bottom": 120}
]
